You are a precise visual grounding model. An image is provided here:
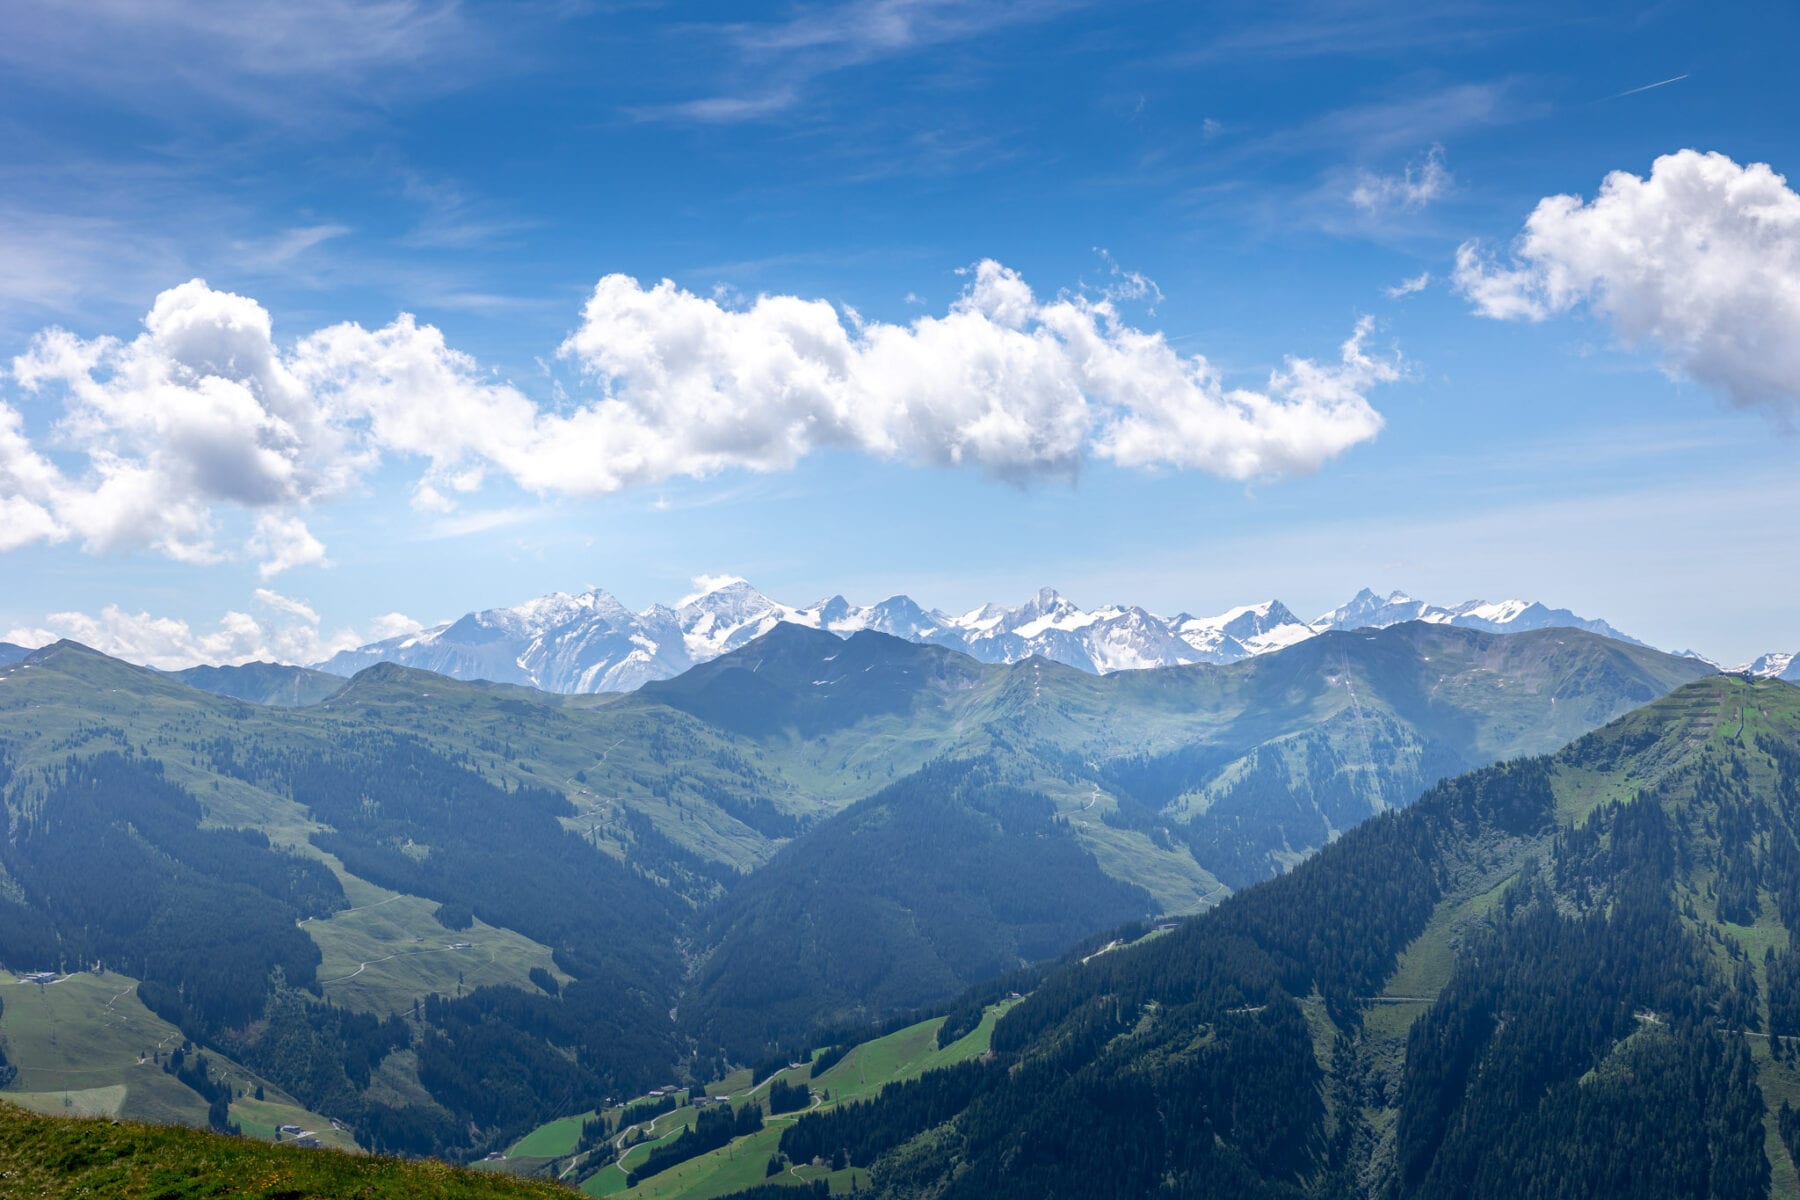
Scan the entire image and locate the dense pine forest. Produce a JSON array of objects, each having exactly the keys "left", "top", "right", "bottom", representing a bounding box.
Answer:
[{"left": 686, "top": 756, "right": 1155, "bottom": 1057}]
